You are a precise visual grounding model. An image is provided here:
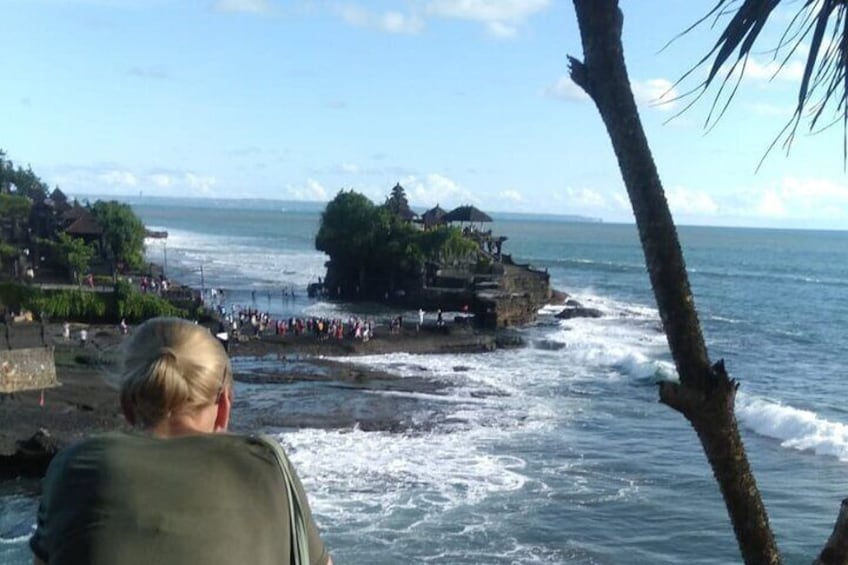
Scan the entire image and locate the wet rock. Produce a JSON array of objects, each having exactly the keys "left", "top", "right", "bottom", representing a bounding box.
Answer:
[
  {"left": 556, "top": 307, "right": 603, "bottom": 320},
  {"left": 0, "top": 428, "right": 60, "bottom": 479}
]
